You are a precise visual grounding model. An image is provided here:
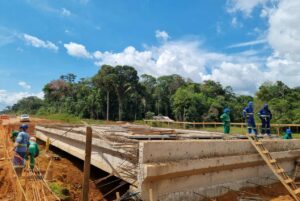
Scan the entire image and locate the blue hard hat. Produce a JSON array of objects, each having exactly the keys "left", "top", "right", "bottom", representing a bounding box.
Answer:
[
  {"left": 286, "top": 128, "right": 292, "bottom": 134},
  {"left": 248, "top": 101, "right": 253, "bottom": 107},
  {"left": 20, "top": 124, "right": 28, "bottom": 130},
  {"left": 224, "top": 108, "right": 230, "bottom": 113}
]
